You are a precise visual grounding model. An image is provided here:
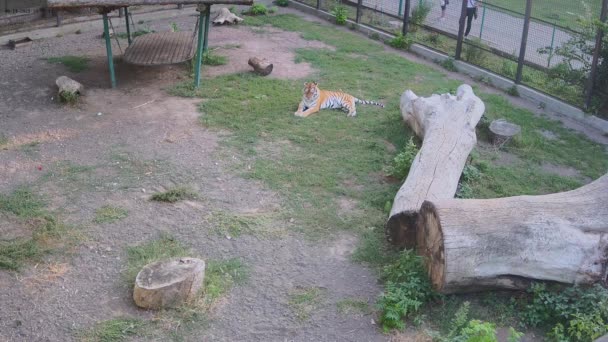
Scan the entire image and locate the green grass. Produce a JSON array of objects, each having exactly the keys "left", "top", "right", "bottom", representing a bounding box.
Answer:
[
  {"left": 80, "top": 317, "right": 148, "bottom": 342},
  {"left": 203, "top": 211, "right": 280, "bottom": 238},
  {"left": 171, "top": 14, "right": 607, "bottom": 243},
  {"left": 487, "top": 0, "right": 602, "bottom": 30},
  {"left": 47, "top": 56, "right": 90, "bottom": 73},
  {"left": 0, "top": 134, "right": 9, "bottom": 148},
  {"left": 150, "top": 186, "right": 197, "bottom": 203},
  {"left": 288, "top": 287, "right": 325, "bottom": 320},
  {"left": 336, "top": 298, "right": 371, "bottom": 315},
  {"left": 203, "top": 51, "right": 228, "bottom": 66},
  {"left": 124, "top": 233, "right": 191, "bottom": 283},
  {"left": 204, "top": 258, "right": 250, "bottom": 304},
  {"left": 93, "top": 205, "right": 128, "bottom": 224},
  {"left": 0, "top": 188, "right": 71, "bottom": 270}
]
